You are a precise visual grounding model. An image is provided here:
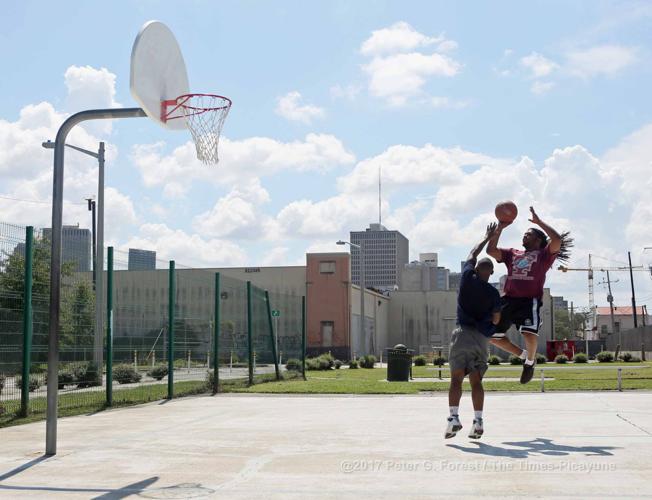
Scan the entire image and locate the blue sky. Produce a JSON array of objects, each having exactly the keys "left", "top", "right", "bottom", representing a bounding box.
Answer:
[{"left": 2, "top": 0, "right": 652, "bottom": 311}]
